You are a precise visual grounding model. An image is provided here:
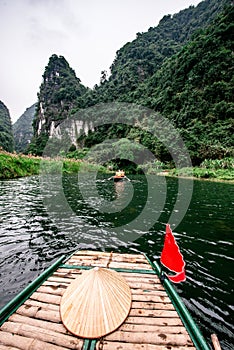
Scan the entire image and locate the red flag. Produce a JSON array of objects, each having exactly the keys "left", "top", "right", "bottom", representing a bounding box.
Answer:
[{"left": 160, "top": 224, "right": 186, "bottom": 283}]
